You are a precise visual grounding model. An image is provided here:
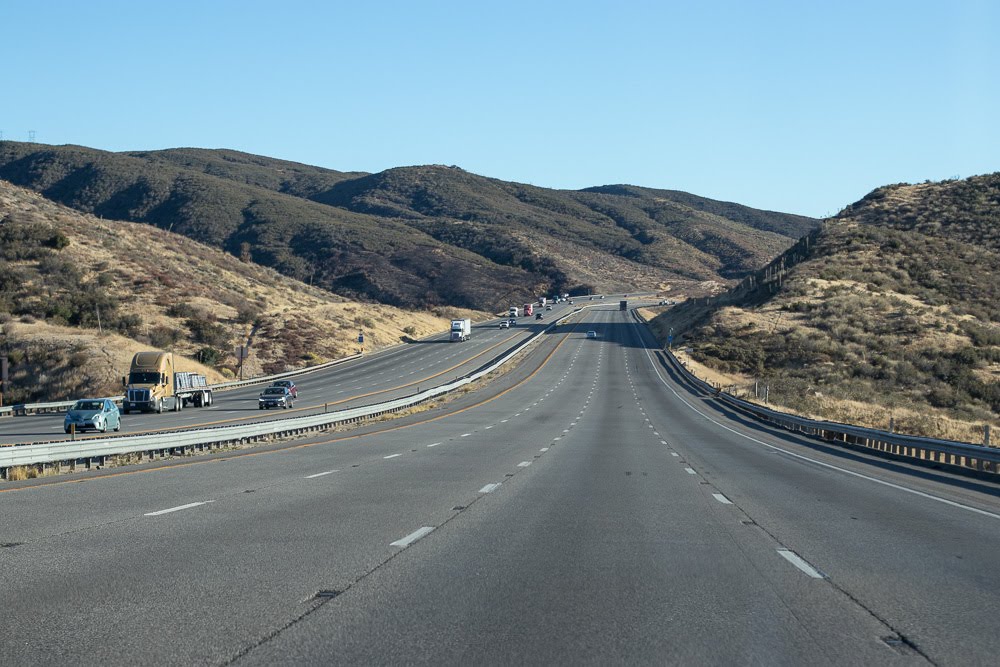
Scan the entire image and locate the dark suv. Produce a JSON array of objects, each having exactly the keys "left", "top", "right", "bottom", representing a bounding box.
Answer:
[{"left": 271, "top": 379, "right": 298, "bottom": 398}]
